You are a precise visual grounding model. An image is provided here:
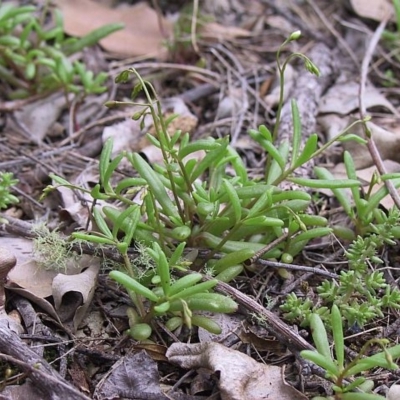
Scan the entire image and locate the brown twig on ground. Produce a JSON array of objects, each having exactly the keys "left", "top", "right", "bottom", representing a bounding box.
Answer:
[
  {"left": 213, "top": 278, "right": 315, "bottom": 353},
  {"left": 0, "top": 338, "right": 90, "bottom": 400},
  {"left": 358, "top": 13, "right": 400, "bottom": 210}
]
